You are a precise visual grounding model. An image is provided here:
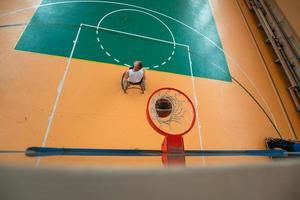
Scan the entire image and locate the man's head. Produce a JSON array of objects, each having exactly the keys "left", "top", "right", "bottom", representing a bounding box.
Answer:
[{"left": 133, "top": 61, "right": 143, "bottom": 71}]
